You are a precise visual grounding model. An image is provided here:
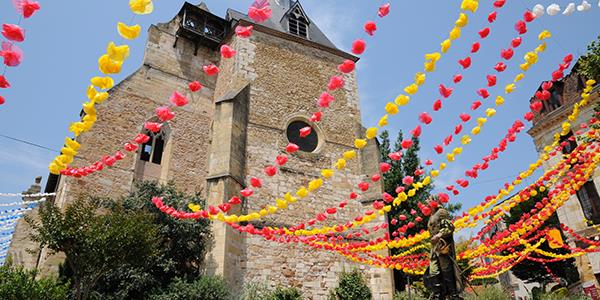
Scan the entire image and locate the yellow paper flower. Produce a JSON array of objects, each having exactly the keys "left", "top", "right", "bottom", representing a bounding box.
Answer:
[
  {"left": 354, "top": 139, "right": 367, "bottom": 149},
  {"left": 461, "top": 135, "right": 472, "bottom": 145},
  {"left": 535, "top": 43, "right": 547, "bottom": 53},
  {"left": 296, "top": 187, "right": 309, "bottom": 198},
  {"left": 449, "top": 27, "right": 461, "bottom": 41},
  {"left": 524, "top": 51, "right": 538, "bottom": 64},
  {"left": 335, "top": 159, "right": 347, "bottom": 170},
  {"left": 486, "top": 108, "right": 496, "bottom": 117},
  {"left": 514, "top": 73, "right": 525, "bottom": 82},
  {"left": 378, "top": 115, "right": 389, "bottom": 127},
  {"left": 321, "top": 169, "right": 334, "bottom": 179},
  {"left": 441, "top": 39, "right": 451, "bottom": 53},
  {"left": 107, "top": 42, "right": 130, "bottom": 62},
  {"left": 98, "top": 54, "right": 123, "bottom": 74},
  {"left": 87, "top": 85, "right": 109, "bottom": 104},
  {"left": 188, "top": 203, "right": 201, "bottom": 212},
  {"left": 404, "top": 84, "right": 419, "bottom": 95},
  {"left": 455, "top": 13, "right": 468, "bottom": 27},
  {"left": 520, "top": 63, "right": 530, "bottom": 72},
  {"left": 414, "top": 73, "right": 426, "bottom": 86},
  {"left": 460, "top": 0, "right": 479, "bottom": 12},
  {"left": 505, "top": 84, "right": 516, "bottom": 94},
  {"left": 472, "top": 126, "right": 481, "bottom": 135},
  {"left": 308, "top": 179, "right": 323, "bottom": 191},
  {"left": 385, "top": 102, "right": 399, "bottom": 115},
  {"left": 117, "top": 22, "right": 142, "bottom": 40},
  {"left": 343, "top": 150, "right": 357, "bottom": 160},
  {"left": 538, "top": 30, "right": 552, "bottom": 40},
  {"left": 495, "top": 96, "right": 505, "bottom": 106},
  {"left": 130, "top": 0, "right": 154, "bottom": 15},
  {"left": 366, "top": 127, "right": 378, "bottom": 139},
  {"left": 395, "top": 95, "right": 410, "bottom": 106},
  {"left": 91, "top": 76, "right": 114, "bottom": 90}
]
